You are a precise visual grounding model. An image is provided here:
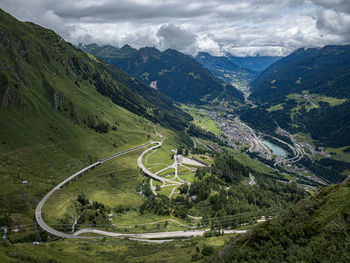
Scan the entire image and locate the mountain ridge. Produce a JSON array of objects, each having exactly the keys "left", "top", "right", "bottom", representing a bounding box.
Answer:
[
  {"left": 240, "top": 45, "right": 350, "bottom": 148},
  {"left": 79, "top": 43, "right": 244, "bottom": 105},
  {"left": 251, "top": 45, "right": 350, "bottom": 102}
]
